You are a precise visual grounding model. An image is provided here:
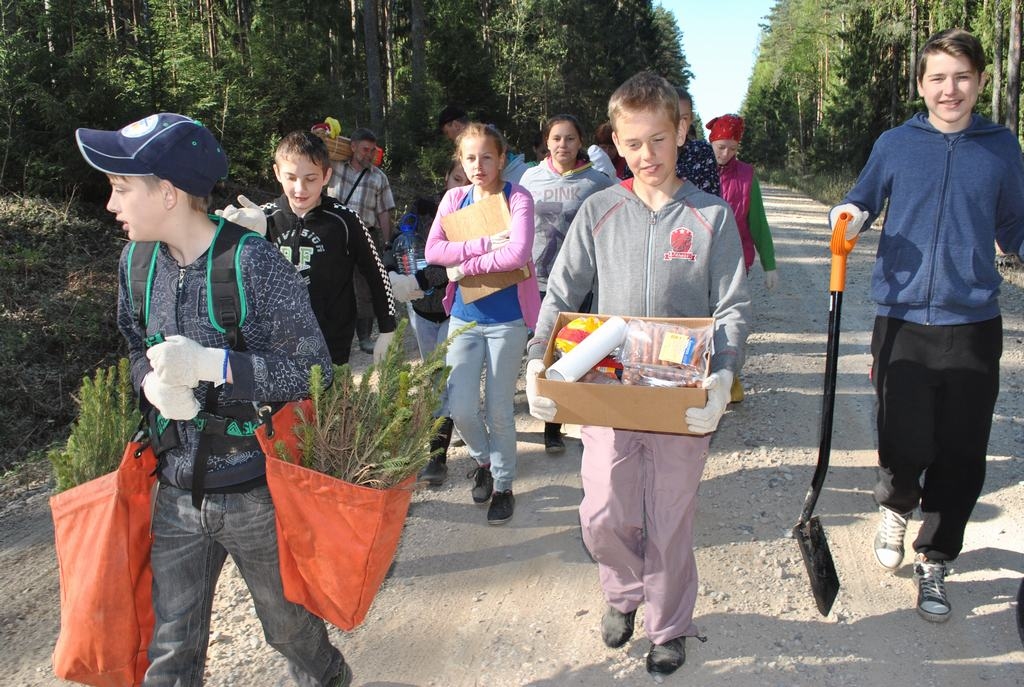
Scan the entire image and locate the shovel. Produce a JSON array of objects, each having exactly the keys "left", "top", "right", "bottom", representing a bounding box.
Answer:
[{"left": 793, "top": 211, "right": 857, "bottom": 617}]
